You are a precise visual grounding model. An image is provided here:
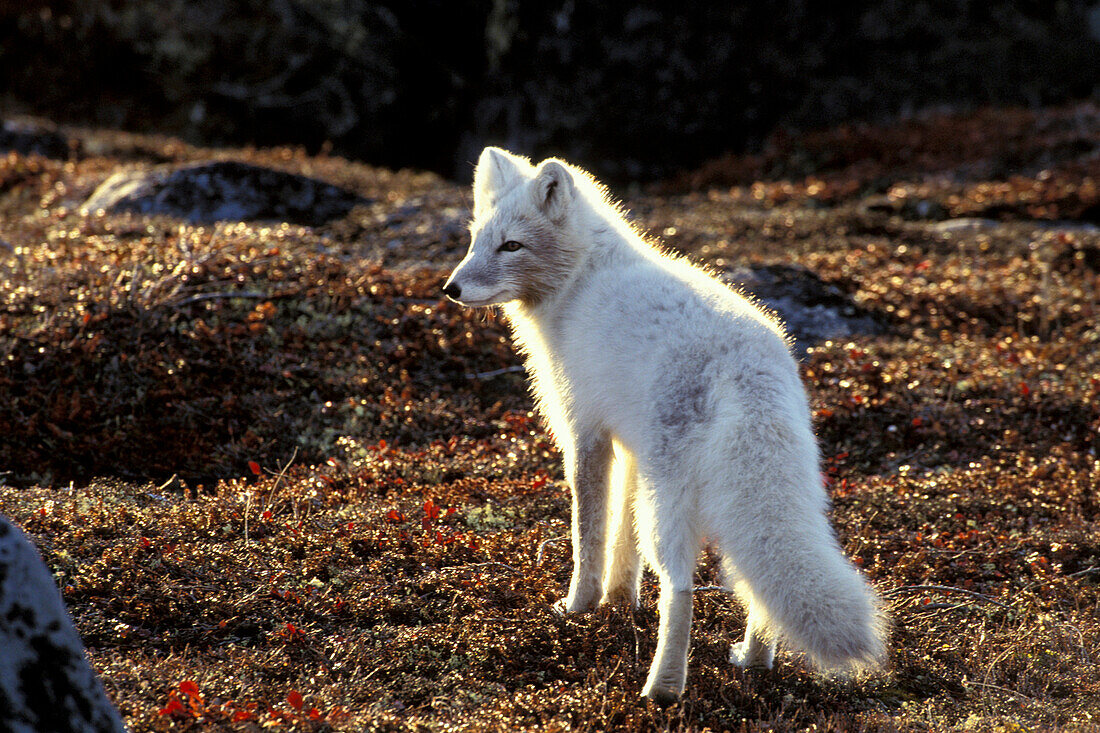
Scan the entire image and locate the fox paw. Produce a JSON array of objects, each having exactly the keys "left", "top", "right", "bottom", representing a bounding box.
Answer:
[
  {"left": 729, "top": 641, "right": 774, "bottom": 670},
  {"left": 641, "top": 678, "right": 684, "bottom": 705},
  {"left": 599, "top": 584, "right": 640, "bottom": 610},
  {"left": 553, "top": 595, "right": 597, "bottom": 616}
]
